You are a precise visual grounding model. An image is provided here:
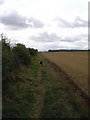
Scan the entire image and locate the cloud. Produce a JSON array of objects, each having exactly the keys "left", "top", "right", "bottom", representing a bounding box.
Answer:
[
  {"left": 0, "top": 0, "right": 5, "bottom": 5},
  {"left": 40, "top": 44, "right": 61, "bottom": 51},
  {"left": 55, "top": 17, "right": 88, "bottom": 28},
  {"left": 31, "top": 31, "right": 87, "bottom": 43},
  {"left": 74, "top": 17, "right": 88, "bottom": 27},
  {"left": 28, "top": 17, "right": 44, "bottom": 28},
  {"left": 31, "top": 32, "right": 61, "bottom": 42},
  {"left": 61, "top": 37, "right": 76, "bottom": 42},
  {"left": 1, "top": 11, "right": 30, "bottom": 30},
  {"left": 1, "top": 11, "right": 44, "bottom": 30},
  {"left": 62, "top": 34, "right": 88, "bottom": 43}
]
